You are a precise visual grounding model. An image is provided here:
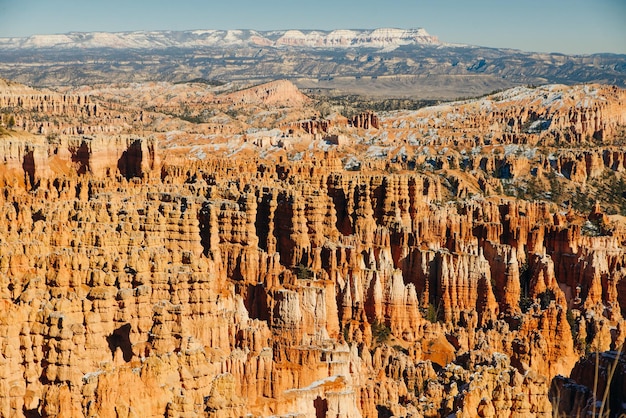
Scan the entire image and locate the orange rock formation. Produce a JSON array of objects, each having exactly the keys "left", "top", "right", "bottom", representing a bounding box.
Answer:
[{"left": 0, "top": 78, "right": 625, "bottom": 417}]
